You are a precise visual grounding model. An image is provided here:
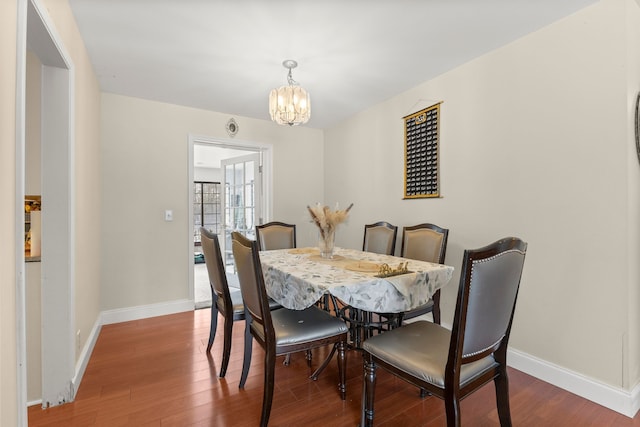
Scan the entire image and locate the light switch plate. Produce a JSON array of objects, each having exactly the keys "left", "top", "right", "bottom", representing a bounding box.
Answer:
[{"left": 164, "top": 210, "right": 173, "bottom": 221}]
